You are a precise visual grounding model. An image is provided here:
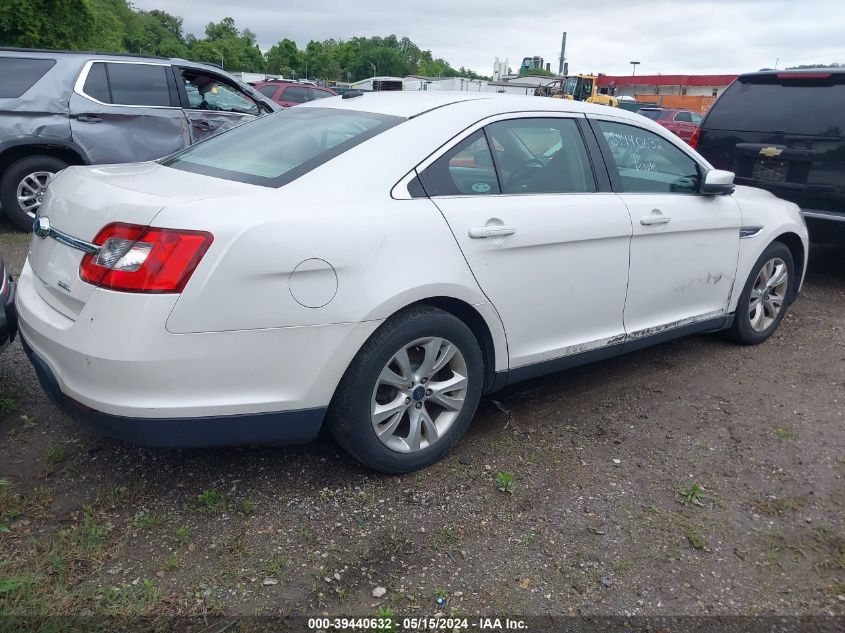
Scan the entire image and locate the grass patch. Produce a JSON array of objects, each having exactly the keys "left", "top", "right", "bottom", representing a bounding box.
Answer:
[
  {"left": 773, "top": 426, "right": 798, "bottom": 440},
  {"left": 100, "top": 579, "right": 162, "bottom": 617},
  {"left": 264, "top": 554, "right": 289, "bottom": 576},
  {"left": 683, "top": 525, "right": 708, "bottom": 549},
  {"left": 678, "top": 483, "right": 706, "bottom": 506},
  {"left": 163, "top": 554, "right": 180, "bottom": 571},
  {"left": 175, "top": 526, "right": 190, "bottom": 545},
  {"left": 753, "top": 496, "right": 806, "bottom": 516},
  {"left": 496, "top": 471, "right": 516, "bottom": 494},
  {"left": 0, "top": 390, "right": 17, "bottom": 417},
  {"left": 195, "top": 489, "right": 226, "bottom": 514},
  {"left": 237, "top": 497, "right": 256, "bottom": 515},
  {"left": 136, "top": 511, "right": 167, "bottom": 530},
  {"left": 45, "top": 444, "right": 67, "bottom": 471}
]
